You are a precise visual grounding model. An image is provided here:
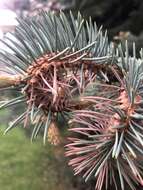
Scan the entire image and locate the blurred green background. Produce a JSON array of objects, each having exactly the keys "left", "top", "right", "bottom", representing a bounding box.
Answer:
[{"left": 0, "top": 110, "right": 74, "bottom": 190}]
